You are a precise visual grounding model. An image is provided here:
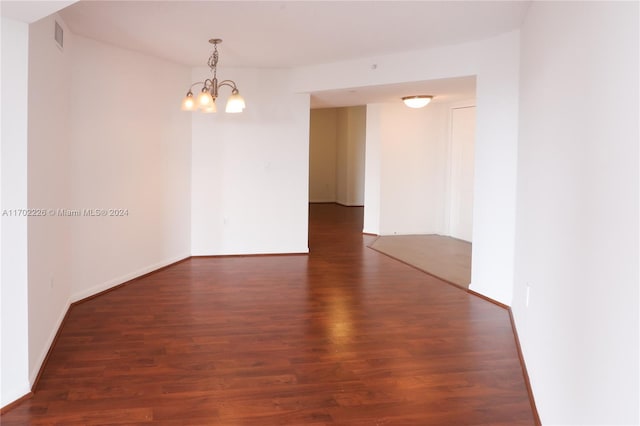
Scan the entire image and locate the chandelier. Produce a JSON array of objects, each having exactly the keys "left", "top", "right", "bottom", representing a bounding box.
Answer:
[{"left": 181, "top": 39, "right": 246, "bottom": 113}]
